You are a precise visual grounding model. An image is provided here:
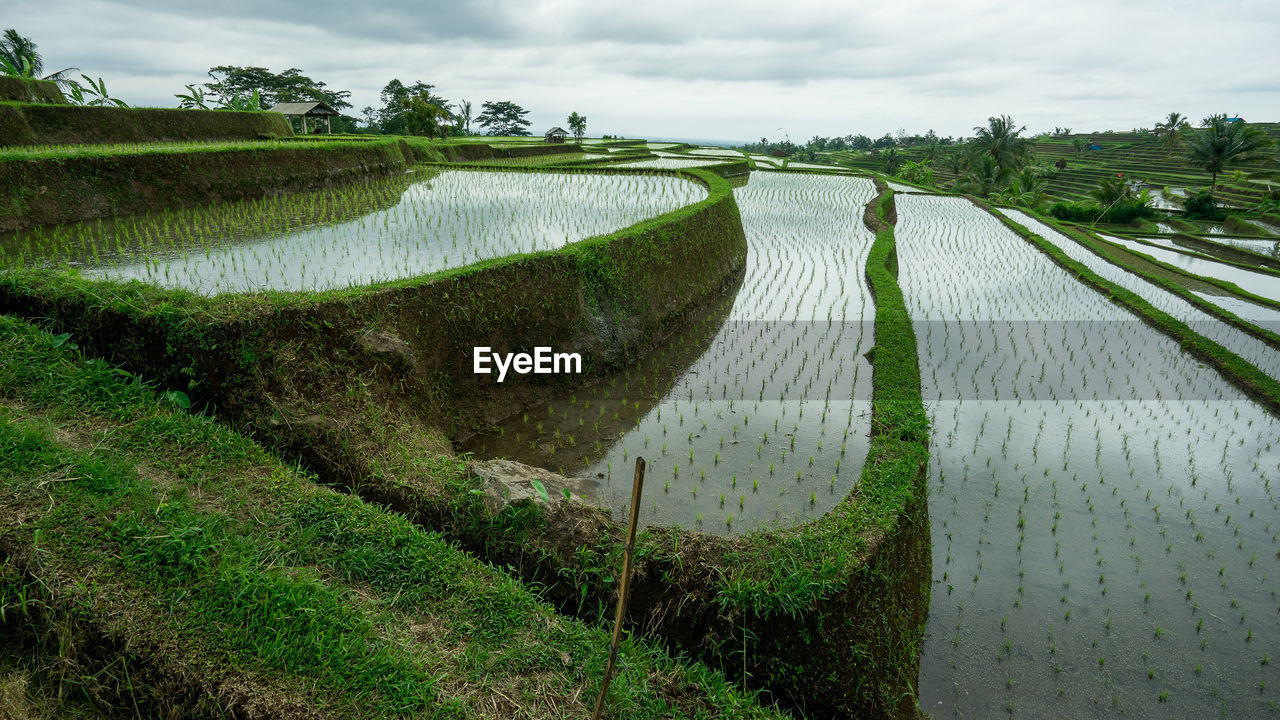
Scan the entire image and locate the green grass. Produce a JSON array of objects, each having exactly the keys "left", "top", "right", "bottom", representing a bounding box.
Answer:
[
  {"left": 0, "top": 313, "right": 785, "bottom": 719},
  {"left": 0, "top": 136, "right": 385, "bottom": 161},
  {"left": 0, "top": 160, "right": 926, "bottom": 715}
]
